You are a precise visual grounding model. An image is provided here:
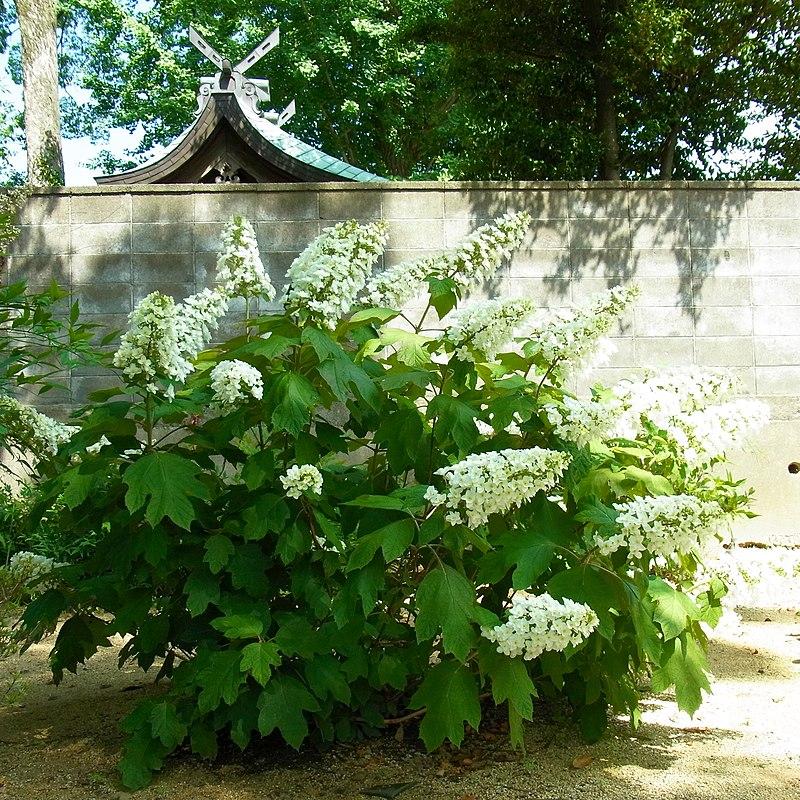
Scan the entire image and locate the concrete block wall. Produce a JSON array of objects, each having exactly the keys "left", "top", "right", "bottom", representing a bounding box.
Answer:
[{"left": 5, "top": 181, "right": 800, "bottom": 541}]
